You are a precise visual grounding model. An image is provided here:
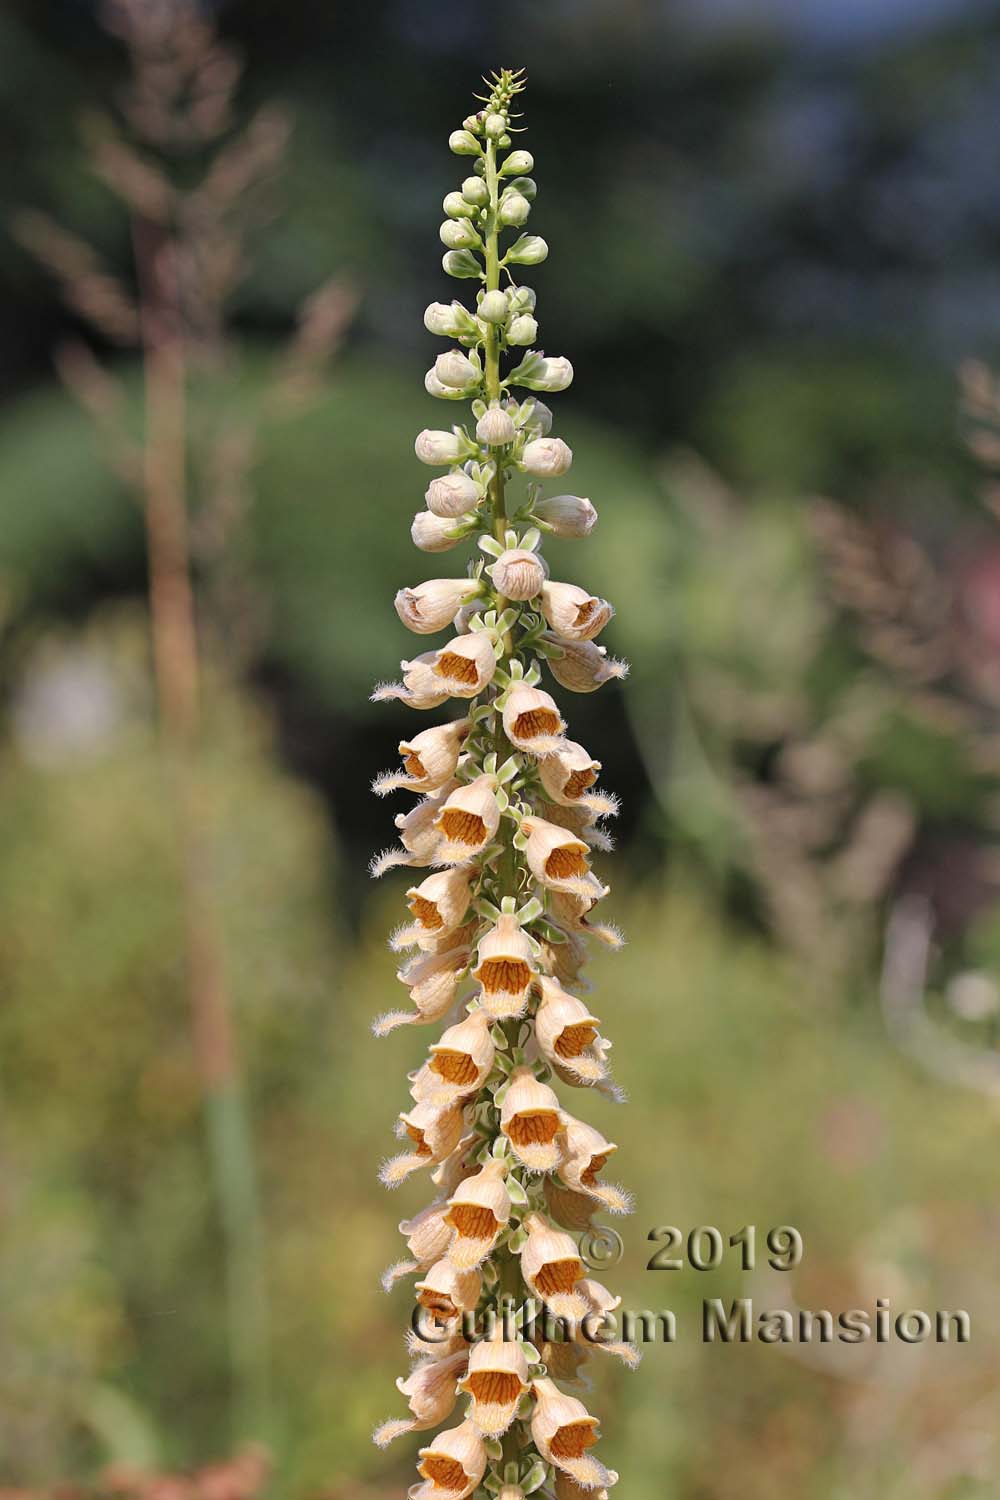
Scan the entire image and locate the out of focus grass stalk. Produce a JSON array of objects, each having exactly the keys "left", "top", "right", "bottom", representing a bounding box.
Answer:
[{"left": 133, "top": 206, "right": 270, "bottom": 1444}]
